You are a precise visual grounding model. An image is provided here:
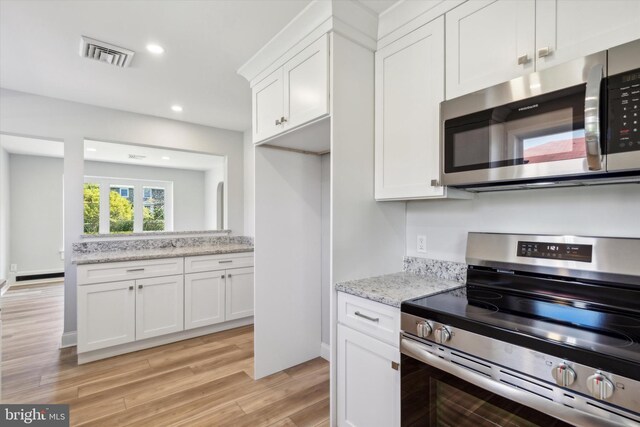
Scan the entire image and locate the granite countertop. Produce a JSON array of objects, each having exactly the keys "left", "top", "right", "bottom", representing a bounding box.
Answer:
[
  {"left": 80, "top": 230, "right": 231, "bottom": 239},
  {"left": 72, "top": 243, "right": 254, "bottom": 265},
  {"left": 335, "top": 272, "right": 464, "bottom": 308}
]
